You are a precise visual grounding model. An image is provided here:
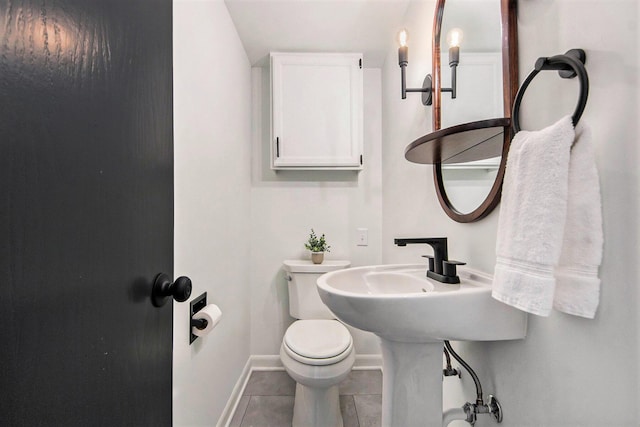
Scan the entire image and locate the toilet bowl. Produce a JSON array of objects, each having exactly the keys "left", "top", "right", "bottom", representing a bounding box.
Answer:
[{"left": 281, "top": 260, "right": 354, "bottom": 427}]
